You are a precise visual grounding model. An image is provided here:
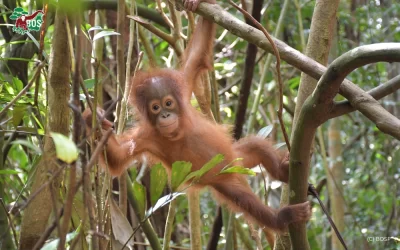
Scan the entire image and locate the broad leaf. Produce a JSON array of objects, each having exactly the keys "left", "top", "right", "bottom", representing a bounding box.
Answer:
[
  {"left": 10, "top": 139, "right": 41, "bottom": 154},
  {"left": 50, "top": 132, "right": 78, "bottom": 164},
  {"left": 12, "top": 105, "right": 26, "bottom": 127},
  {"left": 170, "top": 161, "right": 192, "bottom": 191},
  {"left": 183, "top": 154, "right": 224, "bottom": 184},
  {"left": 132, "top": 181, "right": 146, "bottom": 217},
  {"left": 150, "top": 163, "right": 168, "bottom": 206}
]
